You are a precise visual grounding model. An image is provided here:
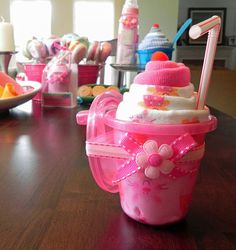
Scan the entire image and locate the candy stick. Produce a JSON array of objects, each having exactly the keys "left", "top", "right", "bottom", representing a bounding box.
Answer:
[{"left": 189, "top": 15, "right": 221, "bottom": 110}]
